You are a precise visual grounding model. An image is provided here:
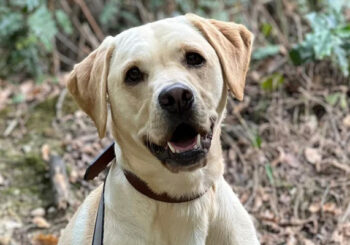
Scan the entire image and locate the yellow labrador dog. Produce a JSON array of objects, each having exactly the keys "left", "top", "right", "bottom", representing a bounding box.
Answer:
[{"left": 59, "top": 13, "right": 259, "bottom": 245}]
